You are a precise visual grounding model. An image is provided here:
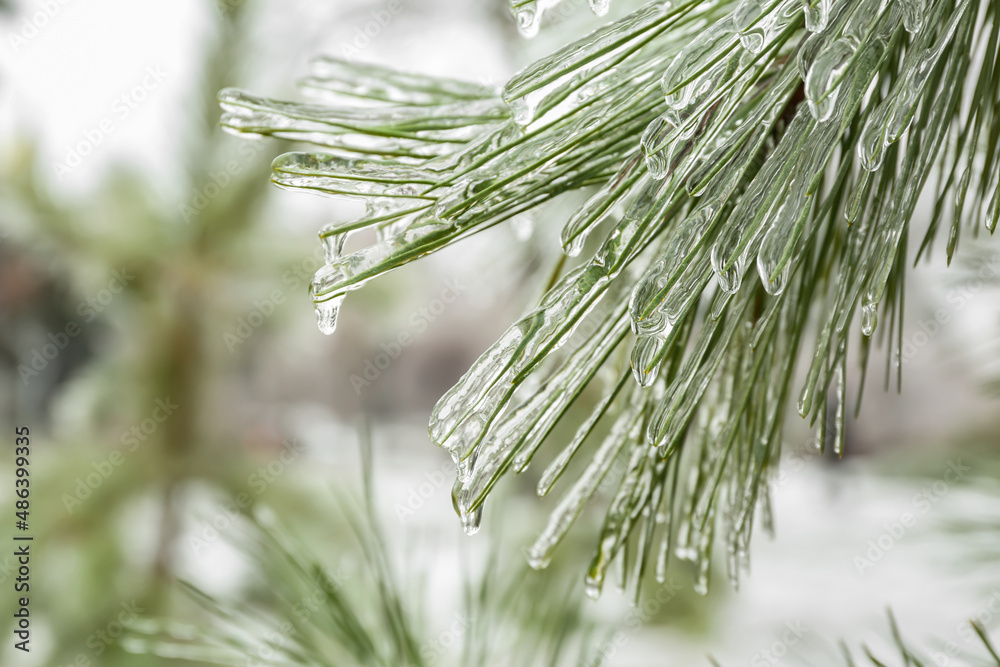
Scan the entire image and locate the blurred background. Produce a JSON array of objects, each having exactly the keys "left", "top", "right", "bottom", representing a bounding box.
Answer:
[{"left": 1, "top": 0, "right": 999, "bottom": 665}]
